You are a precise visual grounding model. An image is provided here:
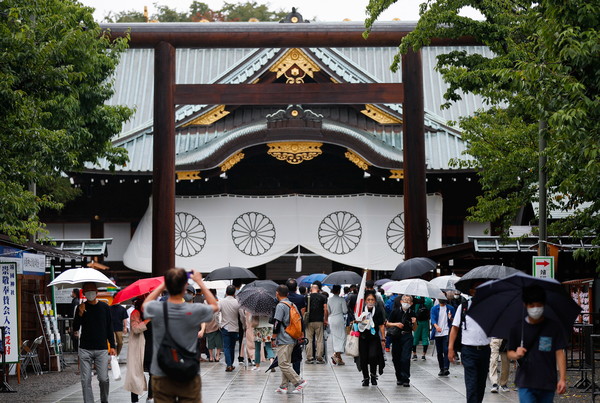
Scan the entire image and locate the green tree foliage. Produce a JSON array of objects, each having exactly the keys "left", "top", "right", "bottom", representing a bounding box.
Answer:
[
  {"left": 107, "top": 1, "right": 286, "bottom": 23},
  {"left": 365, "top": 0, "right": 600, "bottom": 261},
  {"left": 0, "top": 0, "right": 132, "bottom": 241}
]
